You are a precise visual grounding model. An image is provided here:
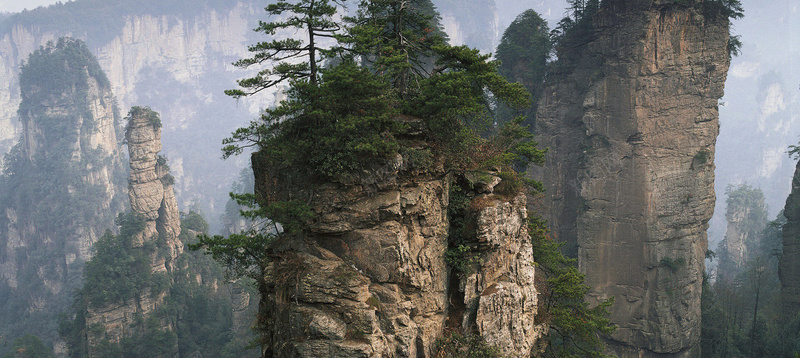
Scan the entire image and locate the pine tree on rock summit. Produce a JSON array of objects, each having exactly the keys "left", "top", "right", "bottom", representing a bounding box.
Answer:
[{"left": 225, "top": 0, "right": 345, "bottom": 98}]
